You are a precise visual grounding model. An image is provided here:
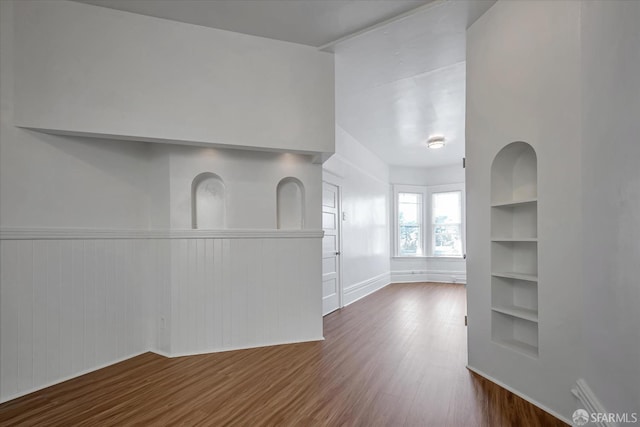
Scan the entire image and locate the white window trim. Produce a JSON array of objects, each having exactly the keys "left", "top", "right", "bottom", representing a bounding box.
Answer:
[
  {"left": 393, "top": 183, "right": 466, "bottom": 258},
  {"left": 393, "top": 184, "right": 427, "bottom": 258},
  {"left": 427, "top": 183, "right": 466, "bottom": 258}
]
